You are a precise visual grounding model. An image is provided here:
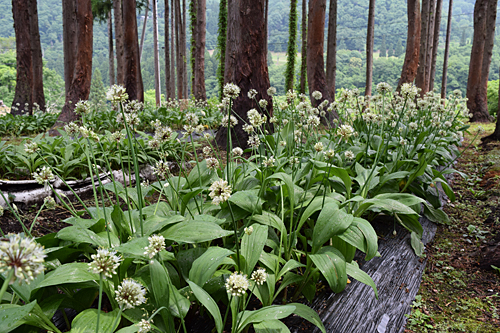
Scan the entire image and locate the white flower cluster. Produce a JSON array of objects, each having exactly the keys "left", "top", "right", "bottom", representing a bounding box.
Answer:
[
  {"left": 0, "top": 234, "right": 46, "bottom": 284},
  {"left": 88, "top": 248, "right": 122, "bottom": 278},
  {"left": 115, "top": 278, "right": 147, "bottom": 309},
  {"left": 107, "top": 85, "right": 129, "bottom": 103},
  {"left": 224, "top": 83, "right": 241, "bottom": 99},
  {"left": 24, "top": 141, "right": 39, "bottom": 154},
  {"left": 32, "top": 166, "right": 55, "bottom": 185},
  {"left": 206, "top": 157, "right": 220, "bottom": 170},
  {"left": 74, "top": 100, "right": 92, "bottom": 116},
  {"left": 221, "top": 115, "right": 238, "bottom": 128},
  {"left": 153, "top": 160, "right": 171, "bottom": 180},
  {"left": 247, "top": 109, "right": 267, "bottom": 127},
  {"left": 225, "top": 272, "right": 249, "bottom": 296},
  {"left": 251, "top": 268, "right": 267, "bottom": 285},
  {"left": 209, "top": 179, "right": 232, "bottom": 205},
  {"left": 137, "top": 319, "right": 152, "bottom": 333},
  {"left": 144, "top": 234, "right": 166, "bottom": 259}
]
